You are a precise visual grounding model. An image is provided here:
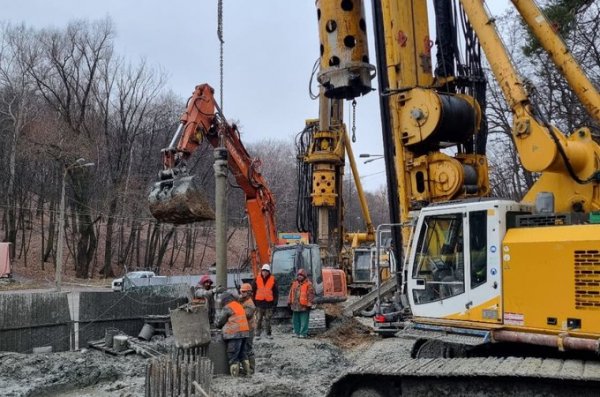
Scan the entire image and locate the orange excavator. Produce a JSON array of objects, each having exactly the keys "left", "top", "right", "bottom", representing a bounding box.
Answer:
[
  {"left": 148, "top": 83, "right": 277, "bottom": 274},
  {"left": 148, "top": 84, "right": 346, "bottom": 307}
]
